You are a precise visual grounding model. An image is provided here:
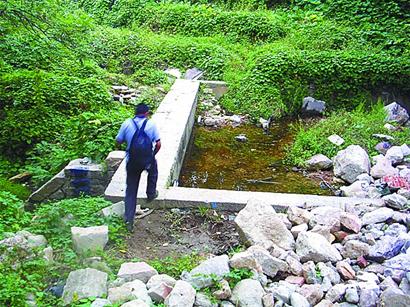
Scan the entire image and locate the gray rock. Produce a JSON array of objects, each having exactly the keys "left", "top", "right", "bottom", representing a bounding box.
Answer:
[
  {"left": 71, "top": 226, "right": 108, "bottom": 254},
  {"left": 362, "top": 207, "right": 394, "bottom": 226},
  {"left": 342, "top": 240, "right": 370, "bottom": 259},
  {"left": 29, "top": 170, "right": 65, "bottom": 202},
  {"left": 290, "top": 292, "right": 310, "bottom": 307},
  {"left": 306, "top": 154, "right": 333, "bottom": 170},
  {"left": 220, "top": 302, "right": 235, "bottom": 307},
  {"left": 296, "top": 232, "right": 342, "bottom": 263},
  {"left": 26, "top": 234, "right": 47, "bottom": 249},
  {"left": 313, "top": 299, "right": 334, "bottom": 307},
  {"left": 108, "top": 286, "right": 134, "bottom": 304},
  {"left": 370, "top": 157, "right": 398, "bottom": 178},
  {"left": 286, "top": 255, "right": 303, "bottom": 276},
  {"left": 399, "top": 278, "right": 410, "bottom": 295},
  {"left": 345, "top": 286, "right": 359, "bottom": 304},
  {"left": 121, "top": 299, "right": 149, "bottom": 307},
  {"left": 235, "top": 199, "right": 295, "bottom": 250},
  {"left": 375, "top": 141, "right": 392, "bottom": 155},
  {"left": 186, "top": 255, "right": 230, "bottom": 288},
  {"left": 194, "top": 293, "right": 217, "bottom": 307},
  {"left": 165, "top": 280, "right": 196, "bottom": 307},
  {"left": 340, "top": 181, "right": 369, "bottom": 198},
  {"left": 229, "top": 251, "right": 261, "bottom": 272},
  {"left": 297, "top": 284, "right": 324, "bottom": 306},
  {"left": 302, "top": 261, "right": 321, "bottom": 284},
  {"left": 401, "top": 144, "right": 410, "bottom": 156},
  {"left": 121, "top": 280, "right": 151, "bottom": 305},
  {"left": 235, "top": 134, "right": 248, "bottom": 142},
  {"left": 246, "top": 245, "right": 288, "bottom": 278},
  {"left": 385, "top": 223, "right": 407, "bottom": 237},
  {"left": 291, "top": 224, "right": 308, "bottom": 238},
  {"left": 231, "top": 279, "right": 265, "bottom": 306},
  {"left": 397, "top": 189, "right": 410, "bottom": 200},
  {"left": 328, "top": 134, "right": 345, "bottom": 146},
  {"left": 356, "top": 173, "right": 374, "bottom": 184},
  {"left": 213, "top": 279, "right": 231, "bottom": 300},
  {"left": 302, "top": 97, "right": 326, "bottom": 116},
  {"left": 386, "top": 146, "right": 405, "bottom": 165},
  {"left": 262, "top": 293, "right": 274, "bottom": 307},
  {"left": 380, "top": 288, "right": 410, "bottom": 307},
  {"left": 334, "top": 145, "right": 370, "bottom": 183},
  {"left": 325, "top": 284, "right": 347, "bottom": 303},
  {"left": 309, "top": 207, "right": 342, "bottom": 232},
  {"left": 287, "top": 207, "right": 312, "bottom": 225},
  {"left": 147, "top": 274, "right": 176, "bottom": 289},
  {"left": 91, "top": 298, "right": 111, "bottom": 307},
  {"left": 62, "top": 268, "right": 108, "bottom": 305},
  {"left": 384, "top": 102, "right": 409, "bottom": 125},
  {"left": 359, "top": 288, "right": 379, "bottom": 307},
  {"left": 317, "top": 262, "right": 340, "bottom": 285},
  {"left": 101, "top": 201, "right": 125, "bottom": 218},
  {"left": 383, "top": 194, "right": 408, "bottom": 210},
  {"left": 117, "top": 262, "right": 158, "bottom": 283}
]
